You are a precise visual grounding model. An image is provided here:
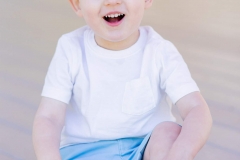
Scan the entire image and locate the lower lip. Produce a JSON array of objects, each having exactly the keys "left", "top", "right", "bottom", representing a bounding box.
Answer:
[{"left": 104, "top": 17, "right": 124, "bottom": 27}]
